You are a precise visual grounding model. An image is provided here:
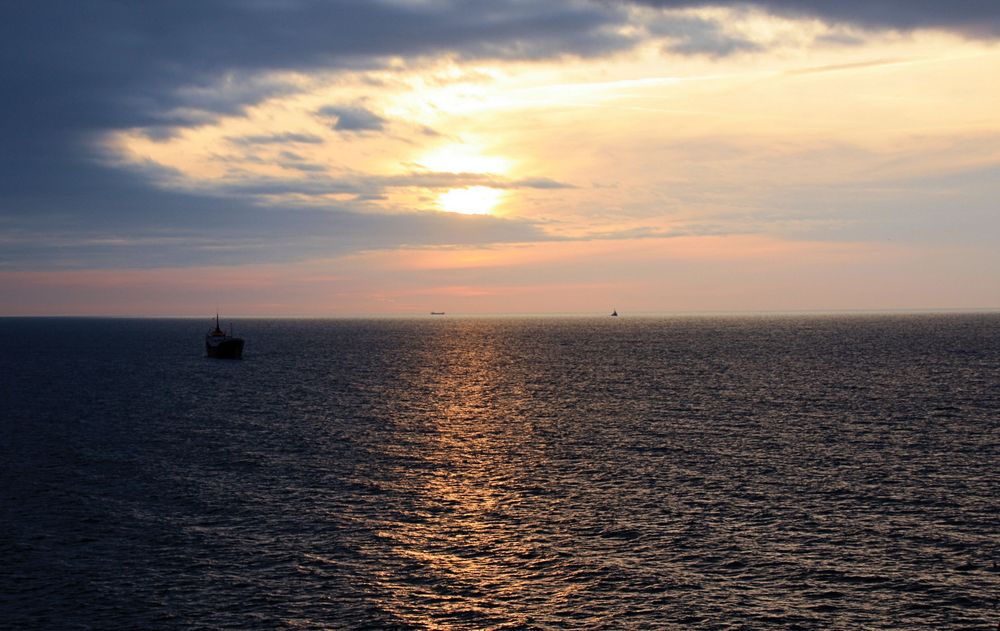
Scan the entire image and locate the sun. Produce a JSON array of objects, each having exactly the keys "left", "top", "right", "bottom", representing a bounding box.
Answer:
[{"left": 437, "top": 186, "right": 505, "bottom": 215}]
